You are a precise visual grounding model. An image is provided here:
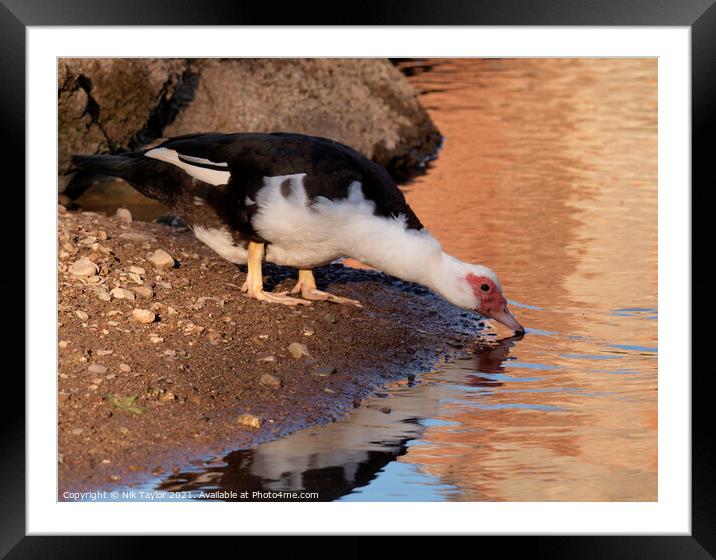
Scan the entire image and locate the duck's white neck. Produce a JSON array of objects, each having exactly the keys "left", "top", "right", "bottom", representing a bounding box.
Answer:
[{"left": 343, "top": 221, "right": 477, "bottom": 309}]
